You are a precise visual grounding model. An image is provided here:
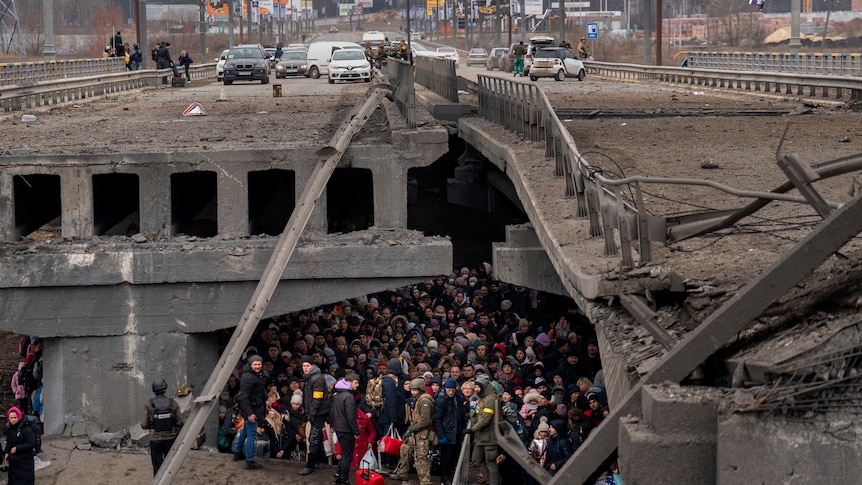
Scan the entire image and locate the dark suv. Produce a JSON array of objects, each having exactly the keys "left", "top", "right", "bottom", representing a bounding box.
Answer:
[{"left": 223, "top": 44, "right": 271, "bottom": 85}]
